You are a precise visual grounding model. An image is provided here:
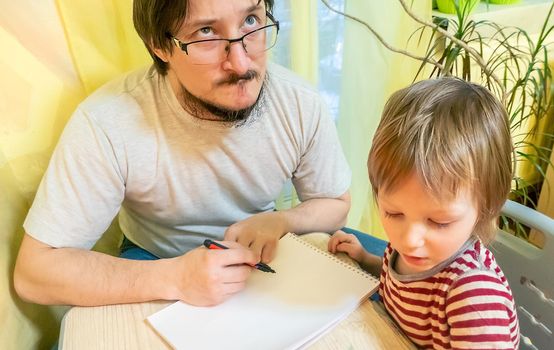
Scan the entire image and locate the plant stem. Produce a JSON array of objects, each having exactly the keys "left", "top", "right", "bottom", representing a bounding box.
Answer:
[
  {"left": 319, "top": 0, "right": 445, "bottom": 71},
  {"left": 396, "top": 0, "right": 506, "bottom": 102}
]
